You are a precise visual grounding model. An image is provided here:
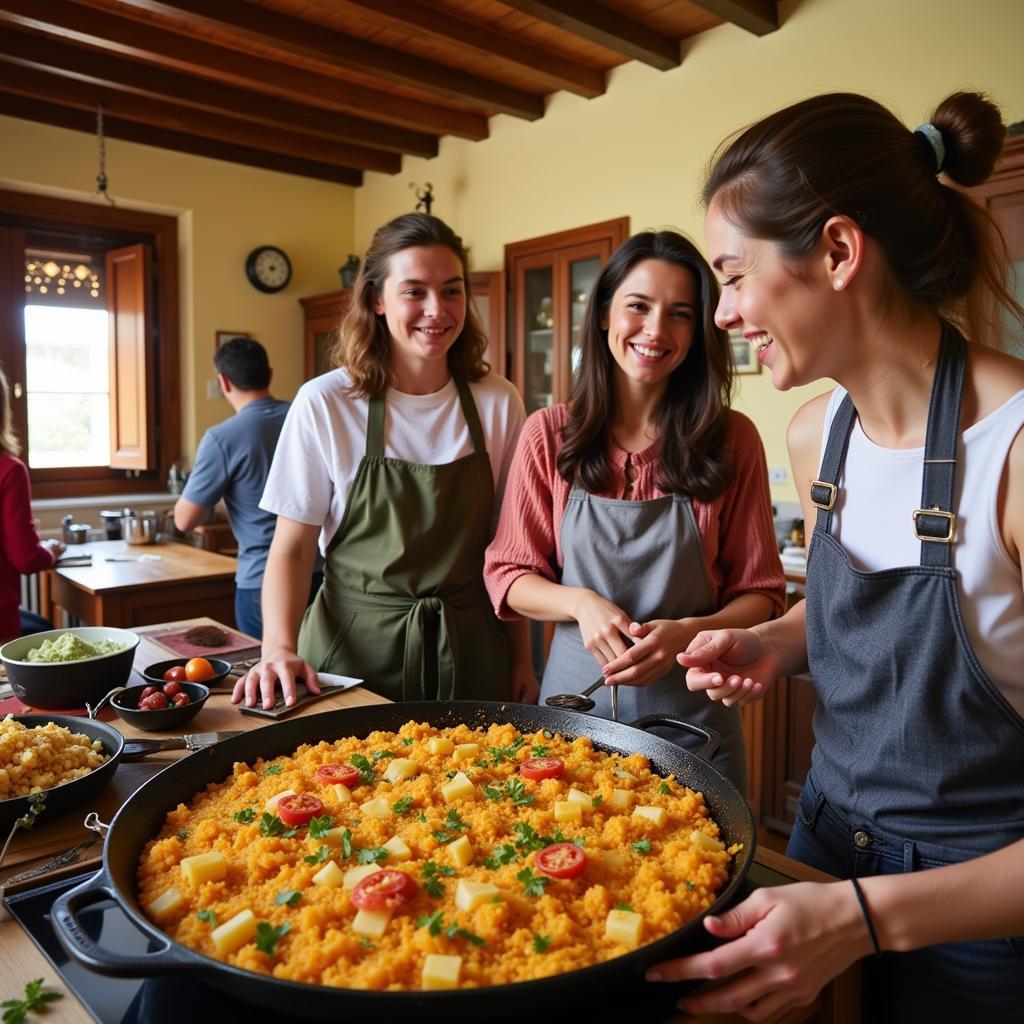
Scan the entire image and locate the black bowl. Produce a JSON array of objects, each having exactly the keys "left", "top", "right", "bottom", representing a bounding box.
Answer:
[
  {"left": 1, "top": 628, "right": 139, "bottom": 710},
  {"left": 140, "top": 657, "right": 233, "bottom": 689},
  {"left": 110, "top": 682, "right": 210, "bottom": 731},
  {"left": 0, "top": 714, "right": 124, "bottom": 833}
]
